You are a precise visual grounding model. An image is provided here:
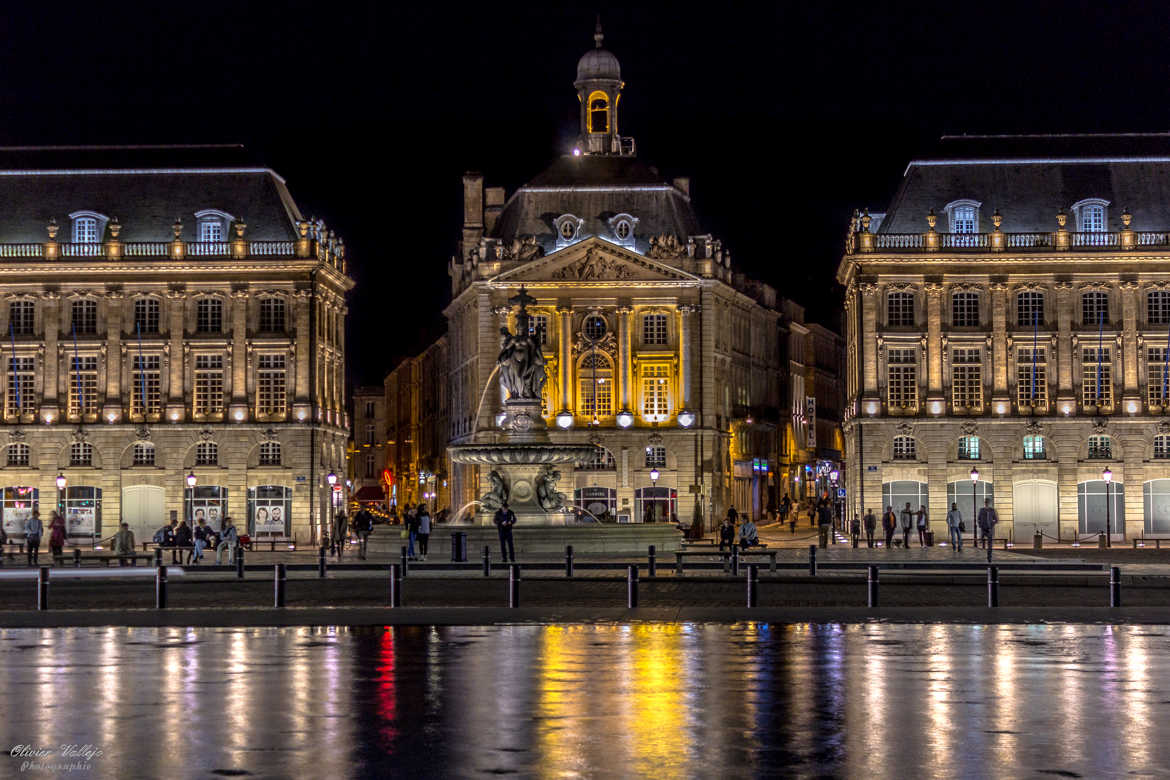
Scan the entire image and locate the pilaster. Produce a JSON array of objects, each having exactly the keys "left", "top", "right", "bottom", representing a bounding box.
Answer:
[{"left": 925, "top": 283, "right": 943, "bottom": 400}]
